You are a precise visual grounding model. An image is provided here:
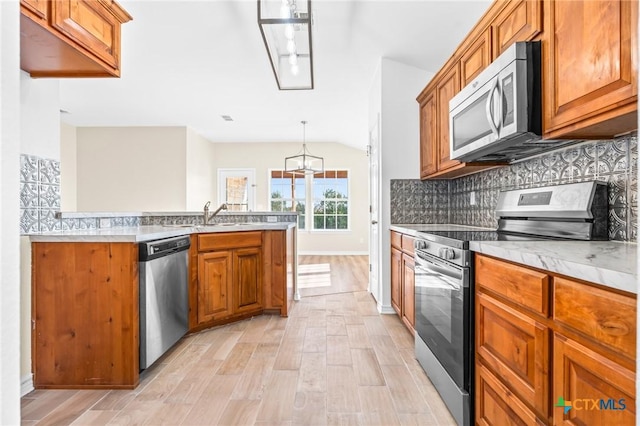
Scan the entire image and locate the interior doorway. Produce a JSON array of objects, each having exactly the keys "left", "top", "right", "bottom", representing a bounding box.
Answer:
[{"left": 217, "top": 168, "right": 256, "bottom": 211}]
